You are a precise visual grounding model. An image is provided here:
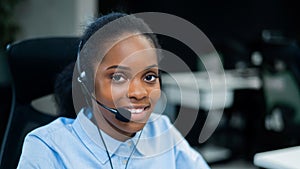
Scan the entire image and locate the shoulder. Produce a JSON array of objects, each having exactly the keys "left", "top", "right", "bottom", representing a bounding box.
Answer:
[
  {"left": 145, "top": 114, "right": 210, "bottom": 168},
  {"left": 175, "top": 139, "right": 210, "bottom": 169},
  {"left": 22, "top": 117, "right": 76, "bottom": 150},
  {"left": 18, "top": 117, "right": 75, "bottom": 168},
  {"left": 27, "top": 117, "right": 75, "bottom": 139}
]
